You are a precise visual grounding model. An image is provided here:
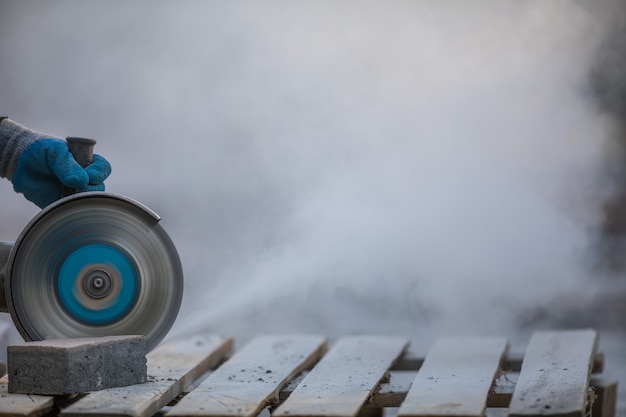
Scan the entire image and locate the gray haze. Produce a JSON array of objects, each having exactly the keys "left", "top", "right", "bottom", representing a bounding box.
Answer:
[{"left": 0, "top": 1, "right": 623, "bottom": 347}]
